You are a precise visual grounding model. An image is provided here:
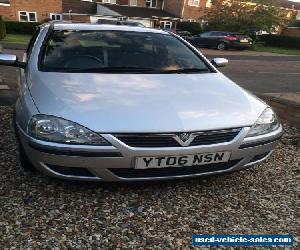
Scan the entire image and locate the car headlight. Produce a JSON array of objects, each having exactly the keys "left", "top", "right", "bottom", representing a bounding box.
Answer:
[
  {"left": 28, "top": 115, "right": 110, "bottom": 145},
  {"left": 246, "top": 108, "right": 280, "bottom": 138}
]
